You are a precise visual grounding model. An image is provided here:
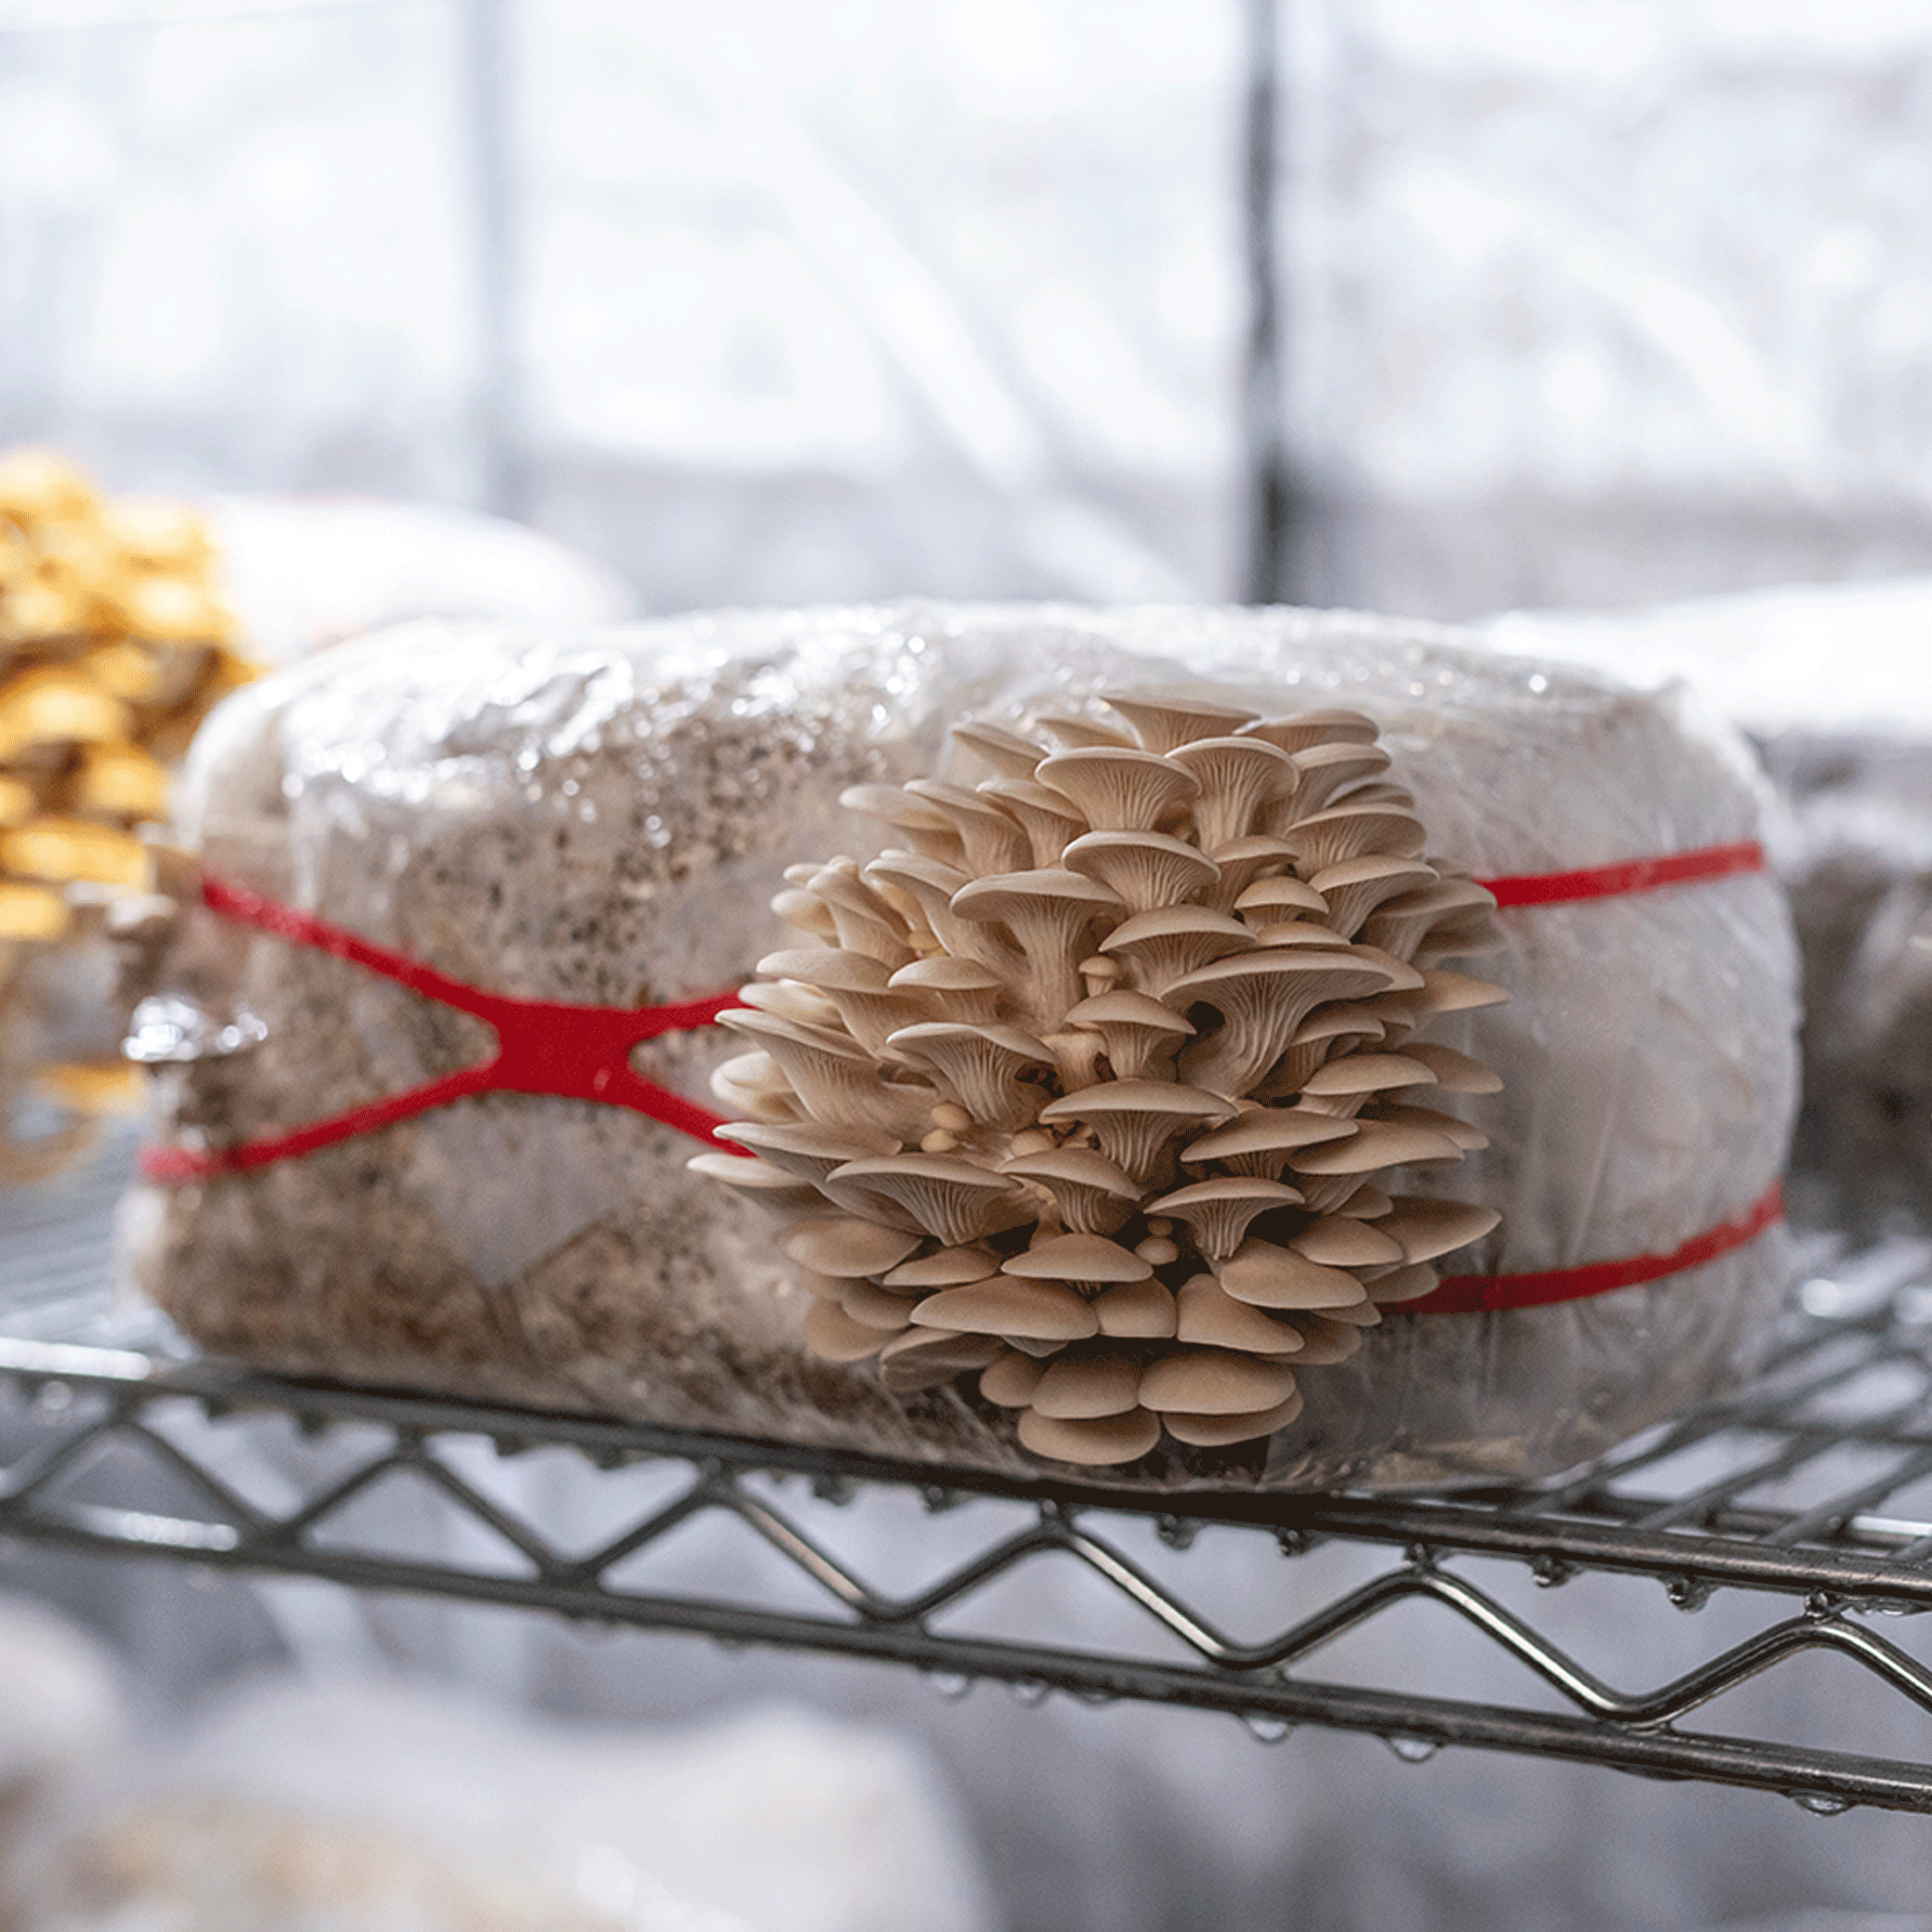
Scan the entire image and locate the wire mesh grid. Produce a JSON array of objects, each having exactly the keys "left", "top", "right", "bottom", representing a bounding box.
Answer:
[{"left": 6, "top": 1135, "right": 1932, "bottom": 1812}]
